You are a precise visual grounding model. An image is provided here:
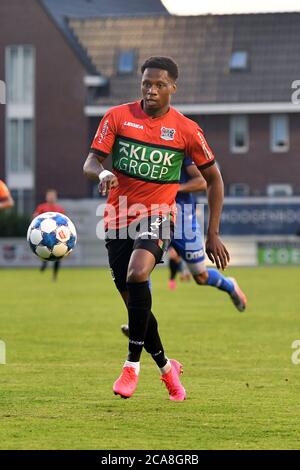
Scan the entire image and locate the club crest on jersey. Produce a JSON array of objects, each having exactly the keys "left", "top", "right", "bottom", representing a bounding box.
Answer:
[{"left": 160, "top": 127, "right": 176, "bottom": 141}]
